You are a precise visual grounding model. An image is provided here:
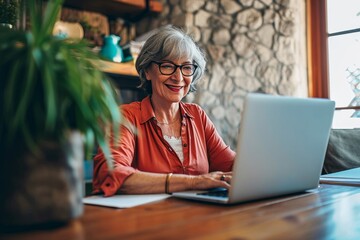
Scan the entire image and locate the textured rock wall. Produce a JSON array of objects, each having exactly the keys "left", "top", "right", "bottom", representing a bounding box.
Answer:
[{"left": 137, "top": 0, "right": 307, "bottom": 149}]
